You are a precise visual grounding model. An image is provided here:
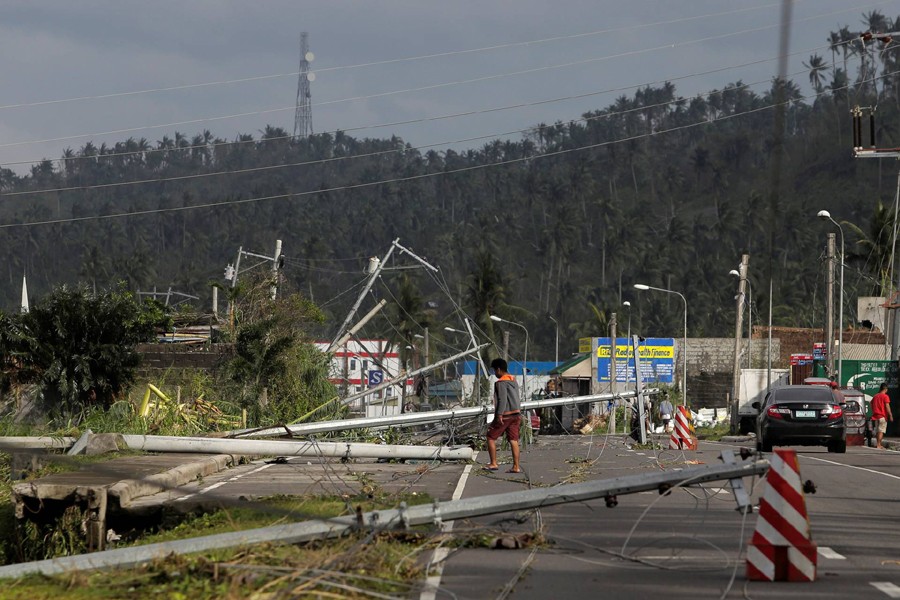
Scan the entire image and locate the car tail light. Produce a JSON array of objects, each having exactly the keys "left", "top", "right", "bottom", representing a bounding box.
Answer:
[
  {"left": 767, "top": 405, "right": 791, "bottom": 419},
  {"left": 821, "top": 404, "right": 843, "bottom": 420}
]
